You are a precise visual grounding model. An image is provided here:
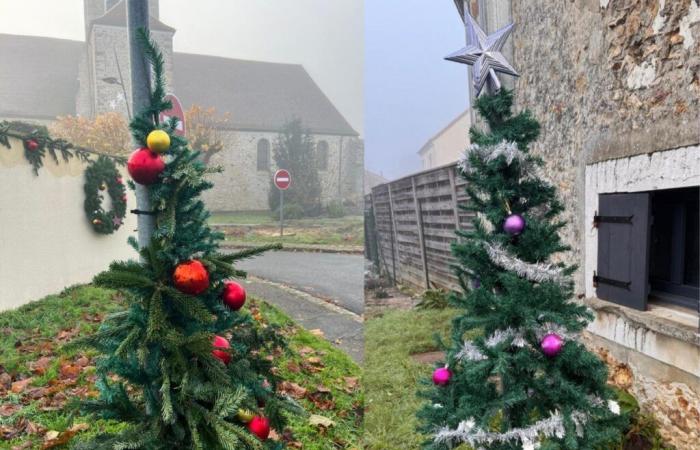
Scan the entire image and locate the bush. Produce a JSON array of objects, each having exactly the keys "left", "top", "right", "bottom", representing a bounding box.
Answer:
[
  {"left": 416, "top": 288, "right": 450, "bottom": 310},
  {"left": 327, "top": 200, "right": 346, "bottom": 218},
  {"left": 272, "top": 202, "right": 305, "bottom": 220}
]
